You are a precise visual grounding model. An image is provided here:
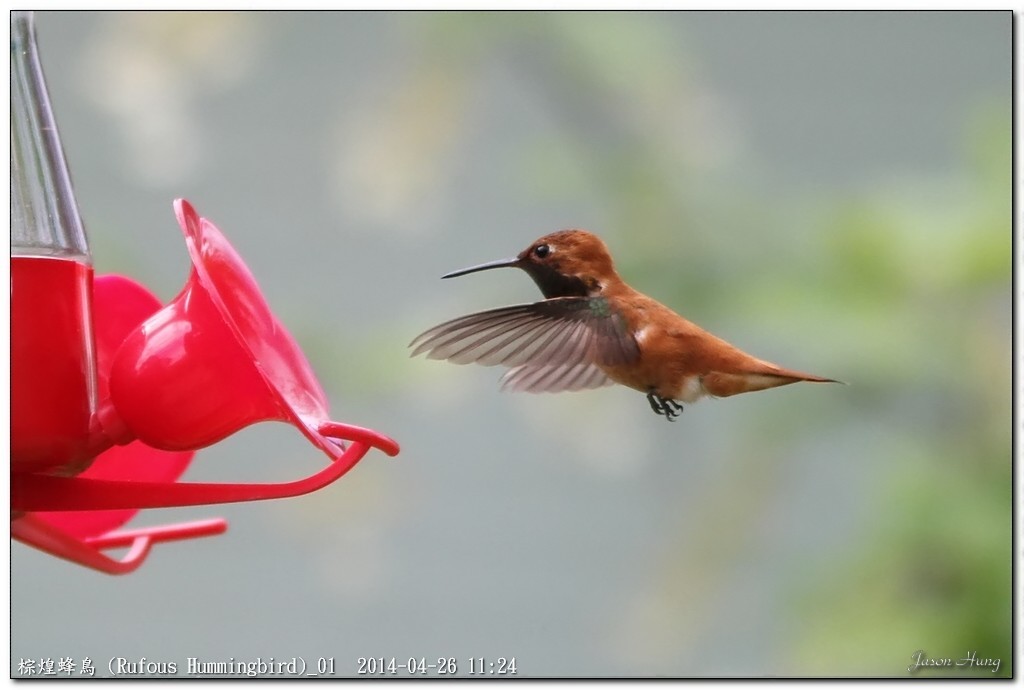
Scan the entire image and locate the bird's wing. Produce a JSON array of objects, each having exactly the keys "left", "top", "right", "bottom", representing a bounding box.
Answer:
[
  {"left": 409, "top": 297, "right": 639, "bottom": 370},
  {"left": 500, "top": 361, "right": 616, "bottom": 393}
]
